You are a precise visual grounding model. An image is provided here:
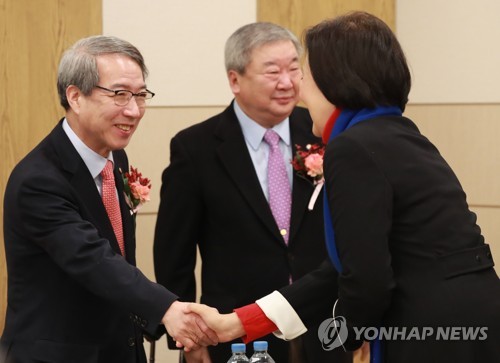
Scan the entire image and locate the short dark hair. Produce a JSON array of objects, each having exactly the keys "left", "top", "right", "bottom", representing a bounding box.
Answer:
[{"left": 304, "top": 11, "right": 411, "bottom": 111}]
